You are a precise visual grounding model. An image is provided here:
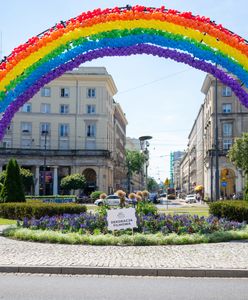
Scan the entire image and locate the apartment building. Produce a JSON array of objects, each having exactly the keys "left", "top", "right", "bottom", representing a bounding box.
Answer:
[
  {"left": 172, "top": 151, "right": 185, "bottom": 192},
  {"left": 179, "top": 74, "right": 248, "bottom": 200},
  {"left": 202, "top": 74, "right": 248, "bottom": 199},
  {"left": 113, "top": 102, "right": 128, "bottom": 191},
  {"left": 0, "top": 67, "right": 127, "bottom": 195},
  {"left": 125, "top": 137, "right": 144, "bottom": 191}
]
